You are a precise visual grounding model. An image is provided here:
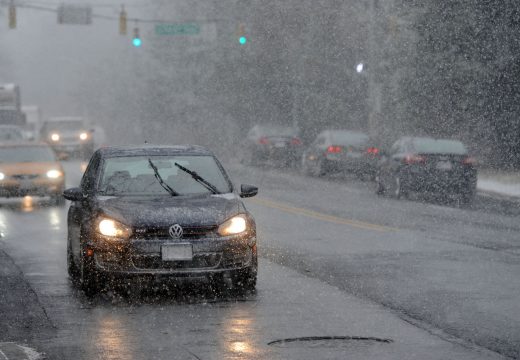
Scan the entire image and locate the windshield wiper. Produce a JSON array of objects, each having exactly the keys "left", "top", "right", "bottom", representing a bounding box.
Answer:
[
  {"left": 148, "top": 158, "right": 179, "bottom": 196},
  {"left": 174, "top": 162, "right": 220, "bottom": 194}
]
